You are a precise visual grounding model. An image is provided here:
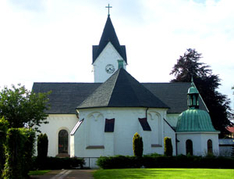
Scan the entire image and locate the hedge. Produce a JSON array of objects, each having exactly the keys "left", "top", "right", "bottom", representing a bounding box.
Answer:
[
  {"left": 0, "top": 117, "right": 9, "bottom": 177},
  {"left": 96, "top": 154, "right": 234, "bottom": 169},
  {"left": 2, "top": 128, "right": 35, "bottom": 179}
]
